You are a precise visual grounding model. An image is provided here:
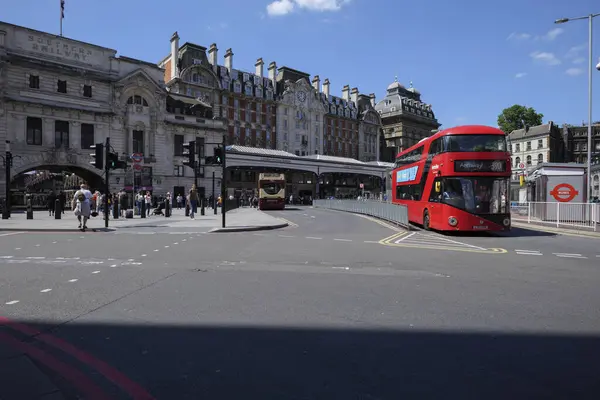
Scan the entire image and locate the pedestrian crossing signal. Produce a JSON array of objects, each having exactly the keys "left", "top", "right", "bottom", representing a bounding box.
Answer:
[
  {"left": 107, "top": 152, "right": 127, "bottom": 170},
  {"left": 214, "top": 148, "right": 223, "bottom": 164},
  {"left": 90, "top": 143, "right": 104, "bottom": 170}
]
